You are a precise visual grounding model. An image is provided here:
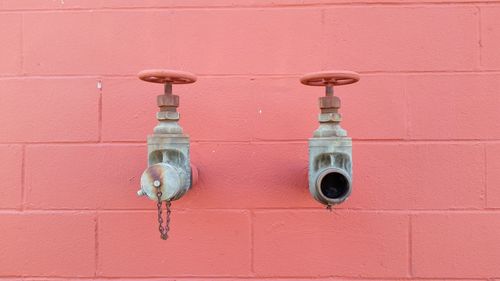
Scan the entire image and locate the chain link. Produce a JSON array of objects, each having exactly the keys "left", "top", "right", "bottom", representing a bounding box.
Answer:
[{"left": 156, "top": 188, "right": 172, "bottom": 240}]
